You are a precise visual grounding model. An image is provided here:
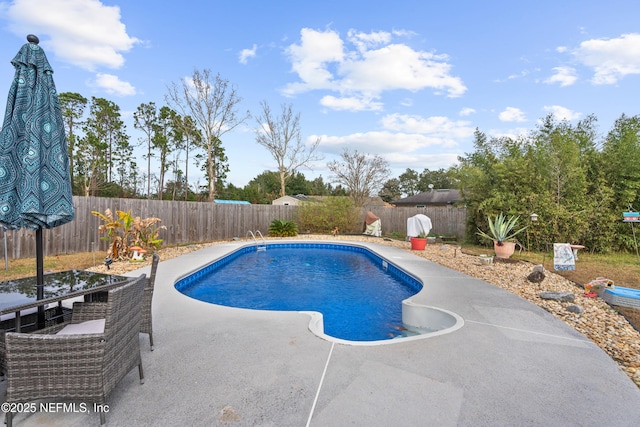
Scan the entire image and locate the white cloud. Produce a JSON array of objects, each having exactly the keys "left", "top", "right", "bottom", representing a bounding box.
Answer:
[
  {"left": 312, "top": 130, "right": 462, "bottom": 171},
  {"left": 459, "top": 107, "right": 476, "bottom": 116},
  {"left": 499, "top": 107, "right": 527, "bottom": 122},
  {"left": 544, "top": 66, "right": 577, "bottom": 87},
  {"left": 340, "top": 43, "right": 466, "bottom": 96},
  {"left": 91, "top": 73, "right": 136, "bottom": 96},
  {"left": 495, "top": 70, "right": 528, "bottom": 83},
  {"left": 400, "top": 98, "right": 413, "bottom": 107},
  {"left": 380, "top": 114, "right": 474, "bottom": 141},
  {"left": 347, "top": 29, "right": 392, "bottom": 52},
  {"left": 239, "top": 44, "right": 257, "bottom": 64},
  {"left": 543, "top": 105, "right": 582, "bottom": 121},
  {"left": 2, "top": 0, "right": 139, "bottom": 71},
  {"left": 382, "top": 152, "right": 460, "bottom": 170},
  {"left": 314, "top": 131, "right": 448, "bottom": 154},
  {"left": 573, "top": 33, "right": 640, "bottom": 84},
  {"left": 283, "top": 28, "right": 466, "bottom": 109},
  {"left": 310, "top": 113, "right": 473, "bottom": 162},
  {"left": 507, "top": 70, "right": 529, "bottom": 80},
  {"left": 320, "top": 95, "right": 383, "bottom": 111},
  {"left": 283, "top": 28, "right": 344, "bottom": 93}
]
